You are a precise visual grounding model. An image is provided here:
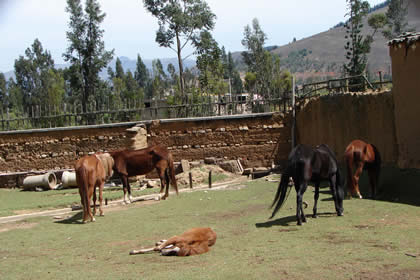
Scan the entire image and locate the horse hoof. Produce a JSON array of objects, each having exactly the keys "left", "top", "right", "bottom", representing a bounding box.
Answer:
[
  {"left": 312, "top": 214, "right": 317, "bottom": 219},
  {"left": 100, "top": 213, "right": 104, "bottom": 217}
]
